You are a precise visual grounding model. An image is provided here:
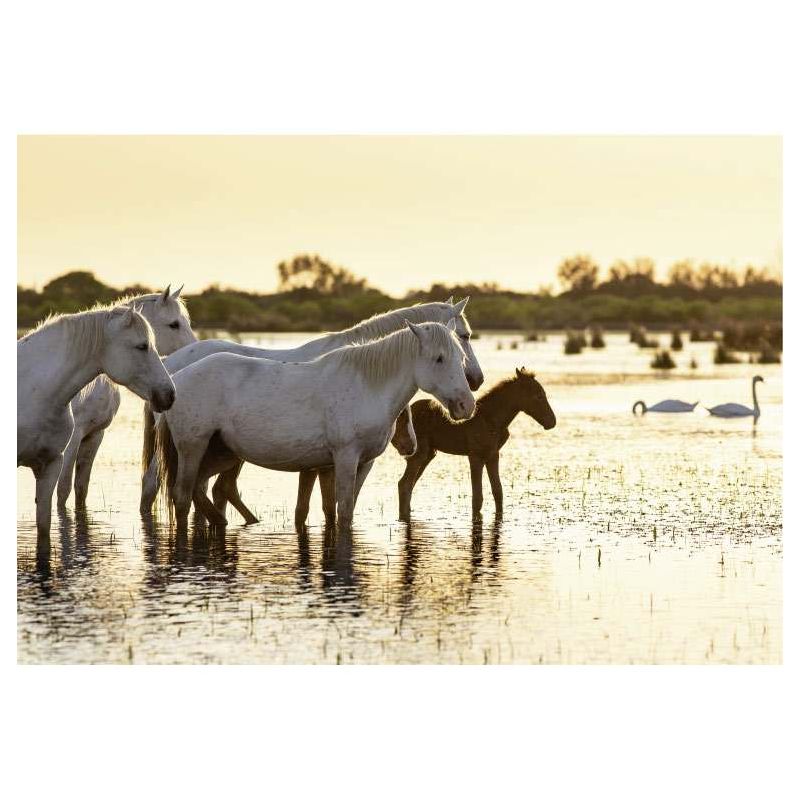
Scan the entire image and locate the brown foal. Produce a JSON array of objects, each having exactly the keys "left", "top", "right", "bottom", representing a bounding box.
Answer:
[{"left": 398, "top": 368, "right": 555, "bottom": 519}]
